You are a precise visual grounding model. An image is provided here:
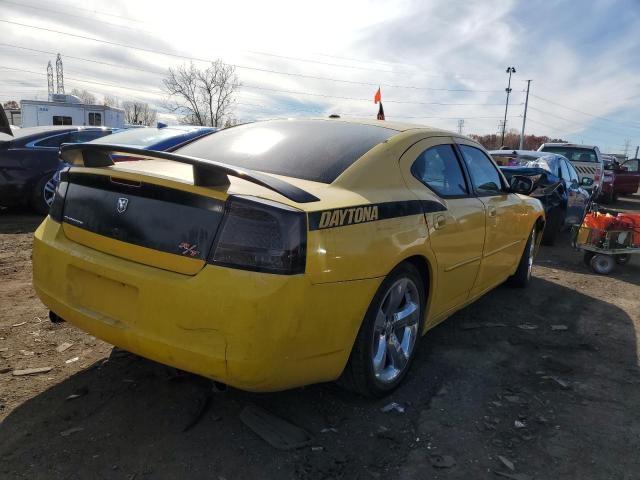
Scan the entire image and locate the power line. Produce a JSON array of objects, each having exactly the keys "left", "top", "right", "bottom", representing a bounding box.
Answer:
[
  {"left": 527, "top": 105, "right": 637, "bottom": 138},
  {"left": 530, "top": 93, "right": 640, "bottom": 130},
  {"left": 0, "top": 41, "right": 503, "bottom": 94}
]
